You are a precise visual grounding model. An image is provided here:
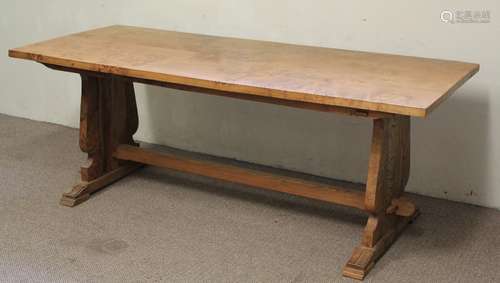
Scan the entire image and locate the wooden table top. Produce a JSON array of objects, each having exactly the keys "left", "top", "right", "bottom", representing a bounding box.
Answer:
[{"left": 9, "top": 25, "right": 478, "bottom": 117}]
